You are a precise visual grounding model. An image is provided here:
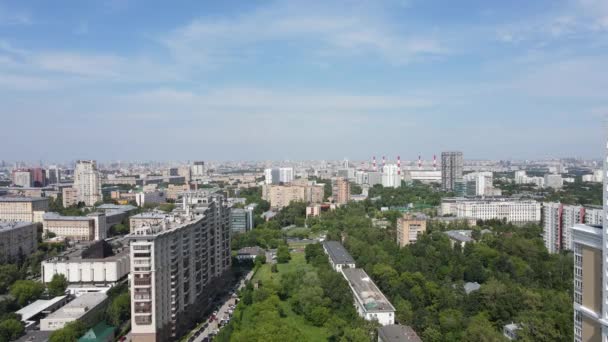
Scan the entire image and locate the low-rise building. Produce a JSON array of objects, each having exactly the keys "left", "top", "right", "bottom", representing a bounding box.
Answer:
[
  {"left": 503, "top": 322, "right": 521, "bottom": 340},
  {"left": 322, "top": 241, "right": 356, "bottom": 272},
  {"left": 16, "top": 296, "right": 69, "bottom": 329},
  {"left": 396, "top": 213, "right": 427, "bottom": 247},
  {"left": 42, "top": 240, "right": 129, "bottom": 286},
  {"left": 40, "top": 293, "right": 108, "bottom": 331},
  {"left": 444, "top": 230, "right": 474, "bottom": 248},
  {"left": 342, "top": 268, "right": 395, "bottom": 326},
  {"left": 235, "top": 246, "right": 265, "bottom": 261},
  {"left": 440, "top": 197, "right": 541, "bottom": 223},
  {"left": 0, "top": 196, "right": 48, "bottom": 222},
  {"left": 0, "top": 221, "right": 38, "bottom": 263},
  {"left": 43, "top": 212, "right": 107, "bottom": 241},
  {"left": 377, "top": 324, "right": 422, "bottom": 342}
]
